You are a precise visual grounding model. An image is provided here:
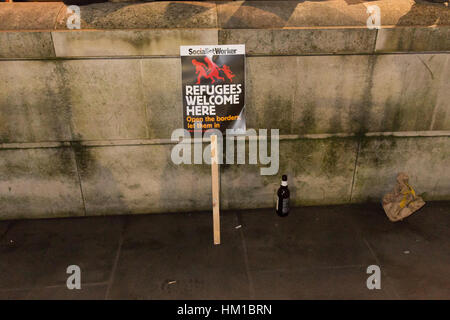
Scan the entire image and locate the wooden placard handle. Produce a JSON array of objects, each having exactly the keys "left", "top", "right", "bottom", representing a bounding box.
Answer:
[{"left": 211, "top": 135, "right": 220, "bottom": 245}]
